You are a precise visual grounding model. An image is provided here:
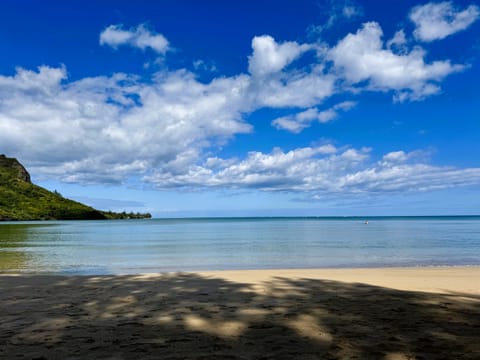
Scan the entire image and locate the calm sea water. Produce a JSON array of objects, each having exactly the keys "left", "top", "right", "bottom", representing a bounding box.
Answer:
[{"left": 1, "top": 217, "right": 479, "bottom": 275}]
